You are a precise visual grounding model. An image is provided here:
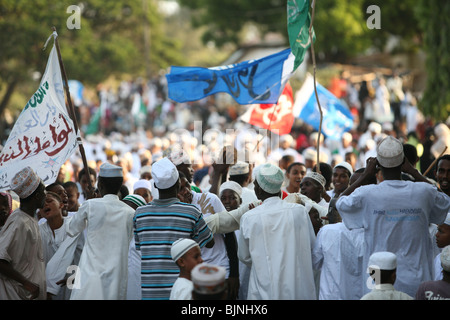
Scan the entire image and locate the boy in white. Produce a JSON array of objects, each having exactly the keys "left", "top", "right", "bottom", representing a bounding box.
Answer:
[{"left": 170, "top": 238, "right": 204, "bottom": 300}]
